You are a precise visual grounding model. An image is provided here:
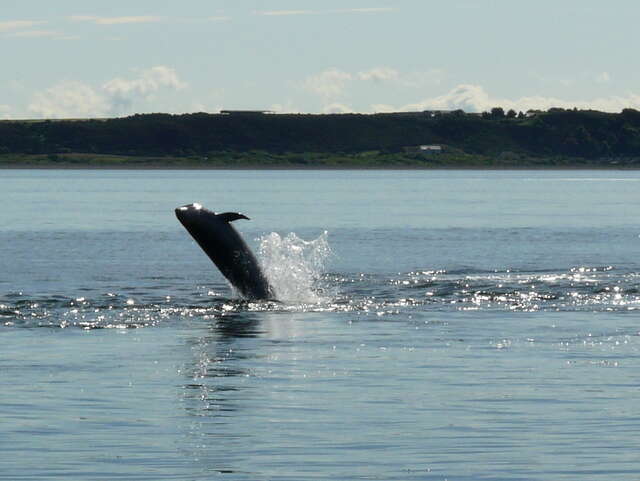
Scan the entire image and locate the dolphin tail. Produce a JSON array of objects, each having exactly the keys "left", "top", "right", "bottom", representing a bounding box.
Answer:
[{"left": 217, "top": 212, "right": 250, "bottom": 222}]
